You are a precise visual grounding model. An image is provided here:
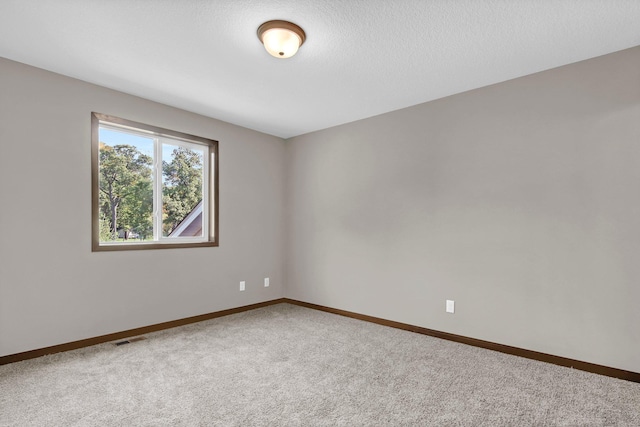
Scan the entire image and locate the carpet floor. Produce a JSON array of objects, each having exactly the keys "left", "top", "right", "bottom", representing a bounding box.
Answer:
[{"left": 1, "top": 303, "right": 639, "bottom": 426}]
